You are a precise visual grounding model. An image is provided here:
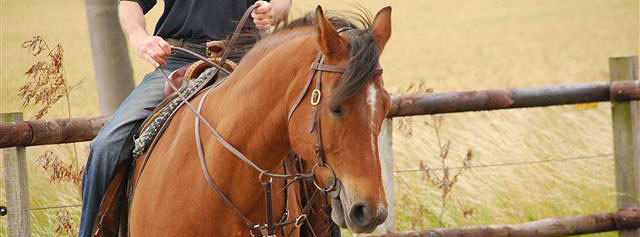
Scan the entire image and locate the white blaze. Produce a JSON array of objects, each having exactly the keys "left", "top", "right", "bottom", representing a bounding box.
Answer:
[{"left": 367, "top": 84, "right": 378, "bottom": 157}]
